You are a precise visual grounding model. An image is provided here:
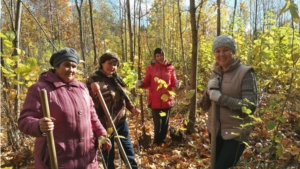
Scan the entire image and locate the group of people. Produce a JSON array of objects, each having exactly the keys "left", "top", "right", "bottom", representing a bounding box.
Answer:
[{"left": 18, "top": 34, "right": 257, "bottom": 169}]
